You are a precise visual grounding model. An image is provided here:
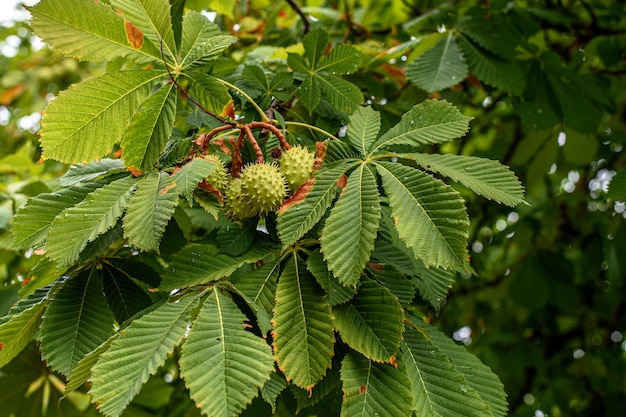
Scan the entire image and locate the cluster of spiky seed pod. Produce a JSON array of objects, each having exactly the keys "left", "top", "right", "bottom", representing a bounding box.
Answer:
[{"left": 221, "top": 145, "right": 315, "bottom": 221}]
